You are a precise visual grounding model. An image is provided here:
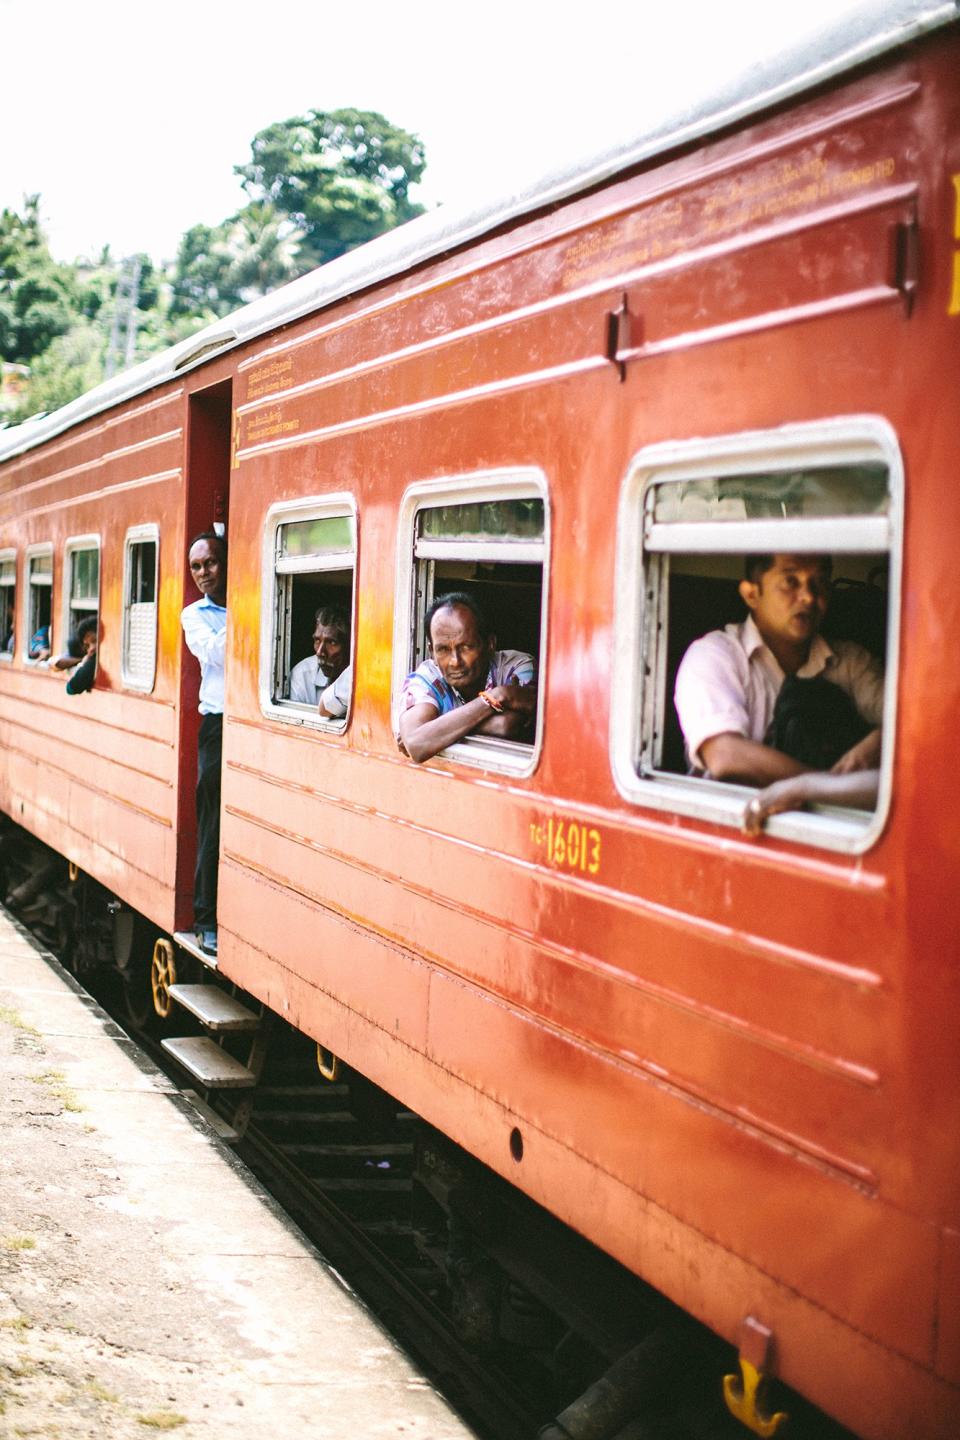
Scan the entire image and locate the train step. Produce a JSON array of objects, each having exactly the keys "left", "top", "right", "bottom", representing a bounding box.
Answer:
[
  {"left": 167, "top": 983, "right": 260, "bottom": 1032},
  {"left": 161, "top": 1035, "right": 257, "bottom": 1089},
  {"left": 172, "top": 930, "right": 218, "bottom": 972},
  {"left": 180, "top": 1088, "right": 241, "bottom": 1143}
]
